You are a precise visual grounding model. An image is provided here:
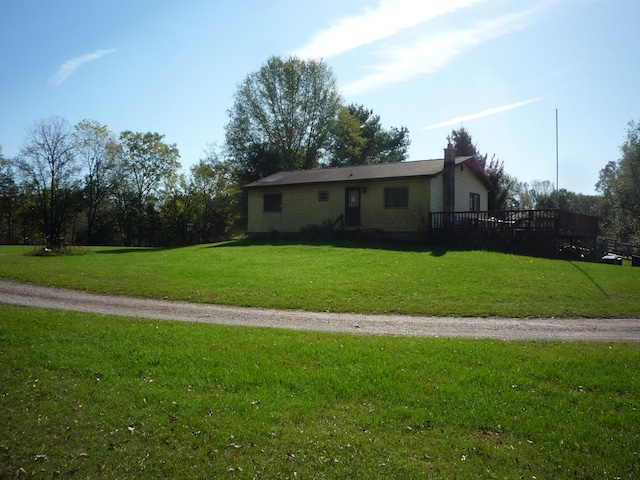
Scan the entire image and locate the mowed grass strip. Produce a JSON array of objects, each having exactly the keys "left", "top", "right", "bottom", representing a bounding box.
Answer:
[
  {"left": 1, "top": 305, "right": 639, "bottom": 479},
  {"left": 0, "top": 241, "right": 638, "bottom": 317}
]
